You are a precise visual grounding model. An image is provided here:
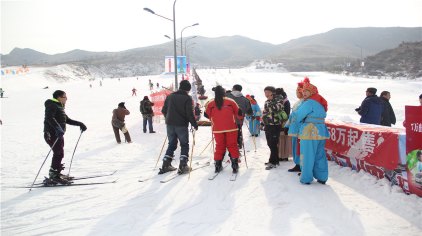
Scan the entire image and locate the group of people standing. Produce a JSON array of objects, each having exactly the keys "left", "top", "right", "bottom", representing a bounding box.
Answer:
[
  {"left": 111, "top": 96, "right": 157, "bottom": 144},
  {"left": 355, "top": 87, "right": 397, "bottom": 126}
]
